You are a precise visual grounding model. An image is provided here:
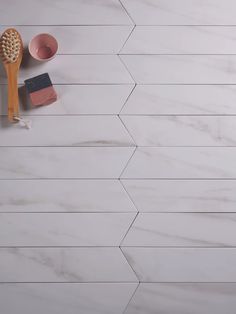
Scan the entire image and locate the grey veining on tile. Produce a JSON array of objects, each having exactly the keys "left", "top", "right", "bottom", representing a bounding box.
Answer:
[
  {"left": 2, "top": 0, "right": 236, "bottom": 312},
  {"left": 0, "top": 85, "right": 134, "bottom": 116},
  {"left": 122, "top": 180, "right": 236, "bottom": 212},
  {"left": 0, "top": 147, "right": 135, "bottom": 179},
  {"left": 0, "top": 0, "right": 132, "bottom": 25},
  {"left": 0, "top": 213, "right": 135, "bottom": 246},
  {"left": 122, "top": 247, "right": 236, "bottom": 282},
  {"left": 0, "top": 116, "right": 135, "bottom": 147},
  {"left": 125, "top": 283, "right": 236, "bottom": 314},
  {"left": 0, "top": 248, "right": 138, "bottom": 282},
  {"left": 121, "top": 116, "right": 236, "bottom": 146},
  {"left": 0, "top": 180, "right": 136, "bottom": 213},
  {"left": 121, "top": 26, "right": 236, "bottom": 54},
  {"left": 122, "top": 213, "right": 236, "bottom": 247},
  {"left": 122, "top": 147, "right": 236, "bottom": 178},
  {"left": 121, "top": 0, "right": 236, "bottom": 25},
  {"left": 0, "top": 26, "right": 133, "bottom": 54},
  {"left": 121, "top": 85, "right": 236, "bottom": 115},
  {"left": 0, "top": 283, "right": 137, "bottom": 314},
  {"left": 121, "top": 55, "right": 236, "bottom": 84},
  {"left": 0, "top": 55, "right": 134, "bottom": 84}
]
